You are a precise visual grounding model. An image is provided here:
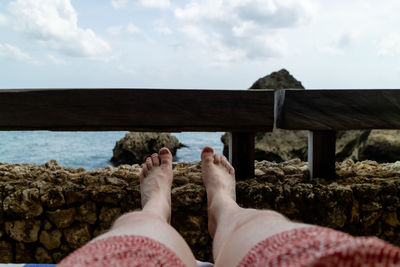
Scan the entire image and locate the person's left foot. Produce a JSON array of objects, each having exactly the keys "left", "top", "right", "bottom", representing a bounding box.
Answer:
[{"left": 139, "top": 147, "right": 173, "bottom": 223}]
